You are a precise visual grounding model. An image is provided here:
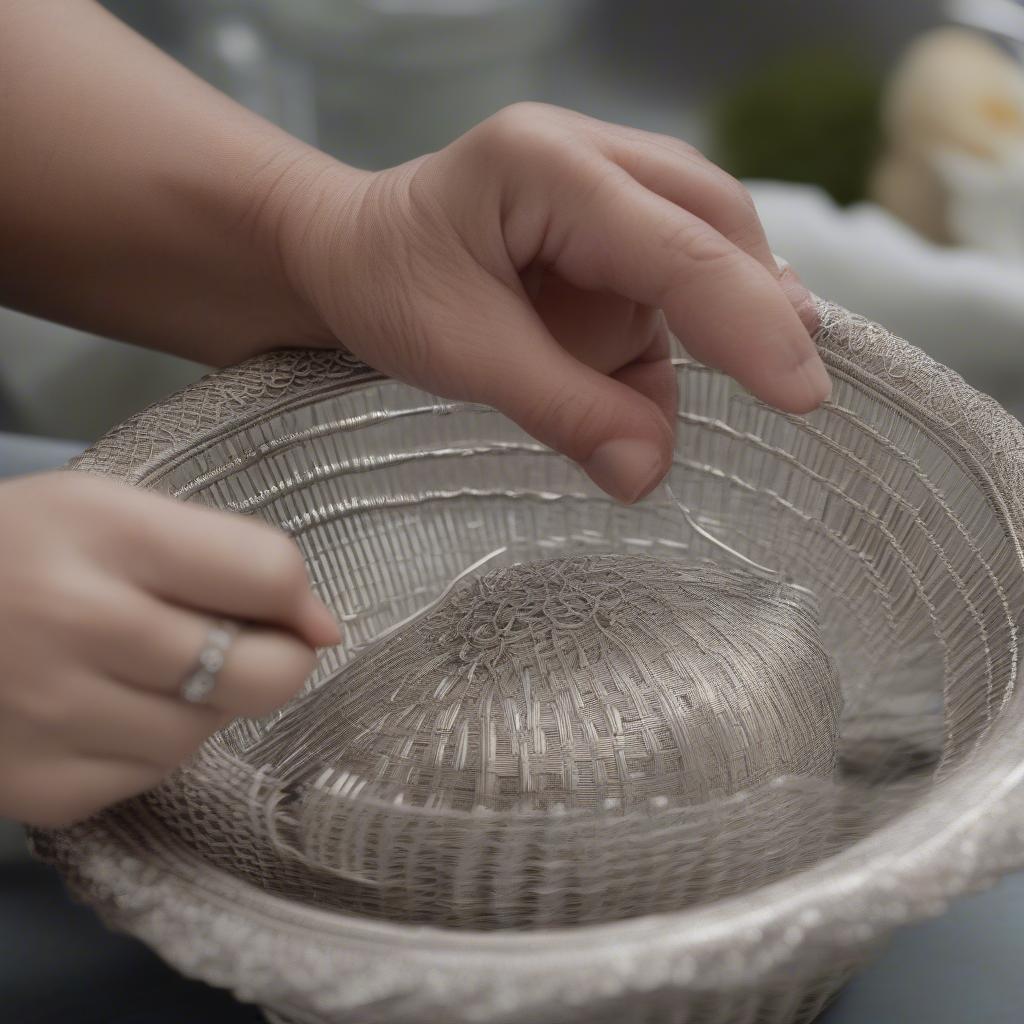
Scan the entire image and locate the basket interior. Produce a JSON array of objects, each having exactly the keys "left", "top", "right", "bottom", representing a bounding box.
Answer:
[{"left": 134, "top": 354, "right": 1024, "bottom": 929}]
